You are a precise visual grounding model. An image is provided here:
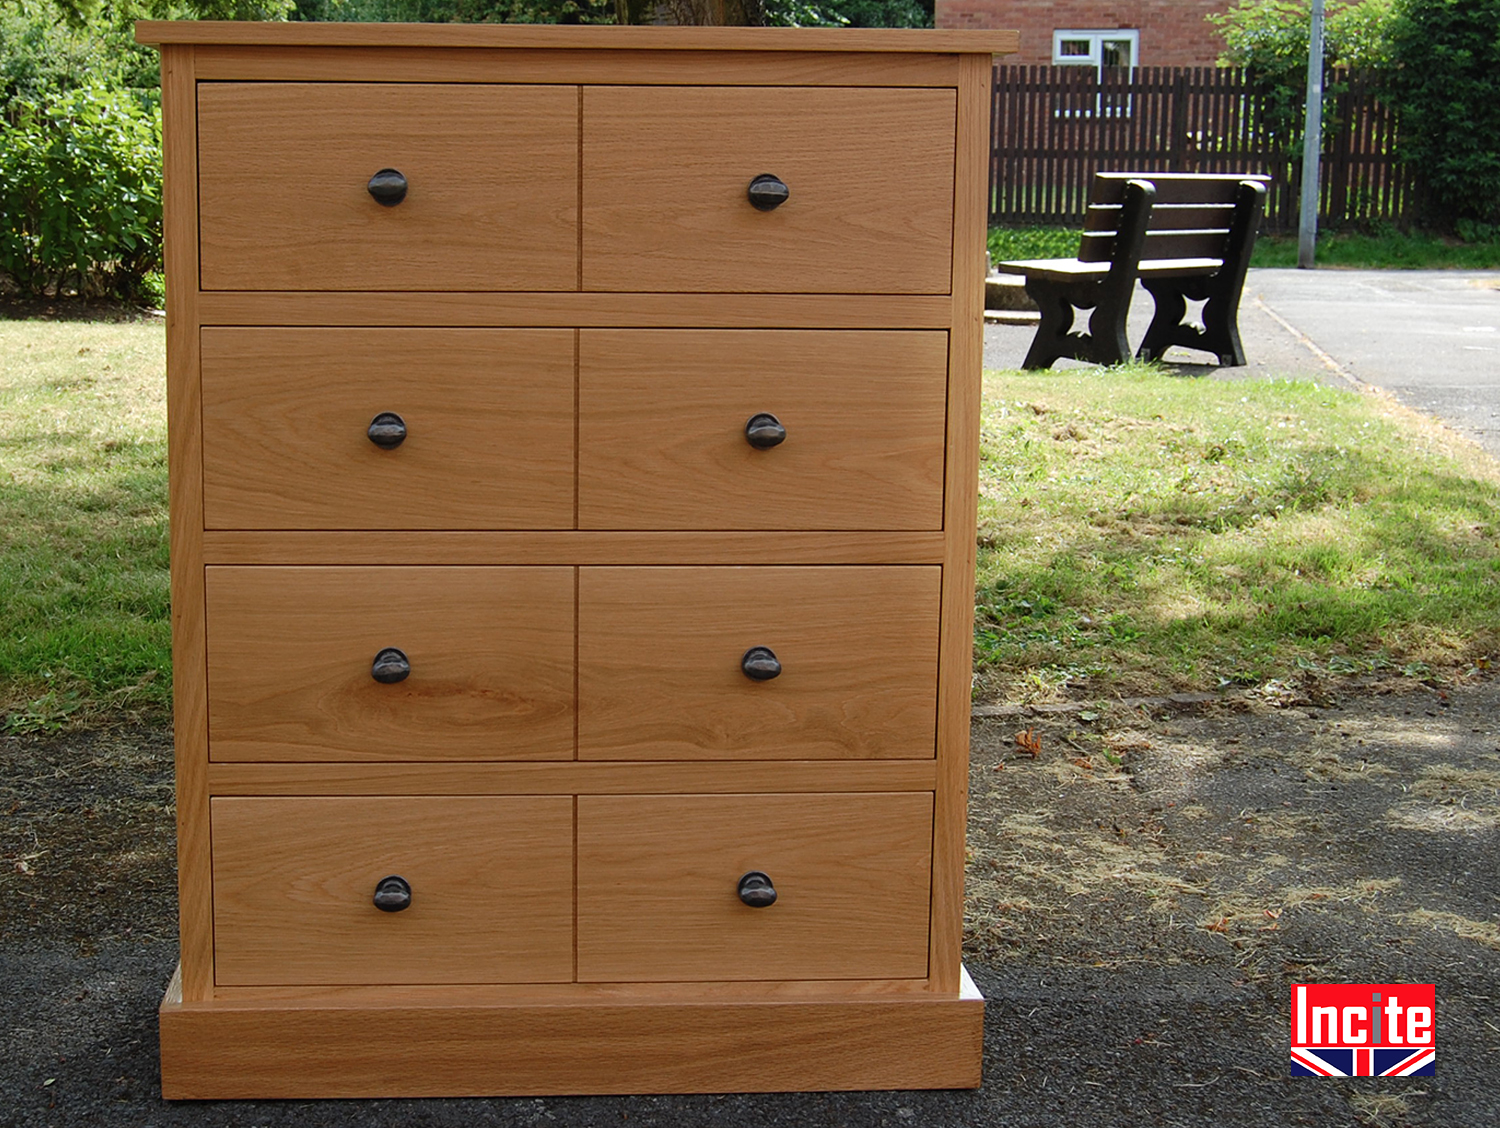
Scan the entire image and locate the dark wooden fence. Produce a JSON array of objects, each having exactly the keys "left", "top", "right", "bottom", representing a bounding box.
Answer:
[{"left": 989, "top": 66, "right": 1419, "bottom": 232}]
